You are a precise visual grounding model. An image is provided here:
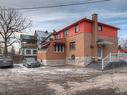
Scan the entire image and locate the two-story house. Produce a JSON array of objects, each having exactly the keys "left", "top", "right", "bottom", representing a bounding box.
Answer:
[
  {"left": 37, "top": 13, "right": 119, "bottom": 66},
  {"left": 20, "top": 34, "right": 37, "bottom": 60}
]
